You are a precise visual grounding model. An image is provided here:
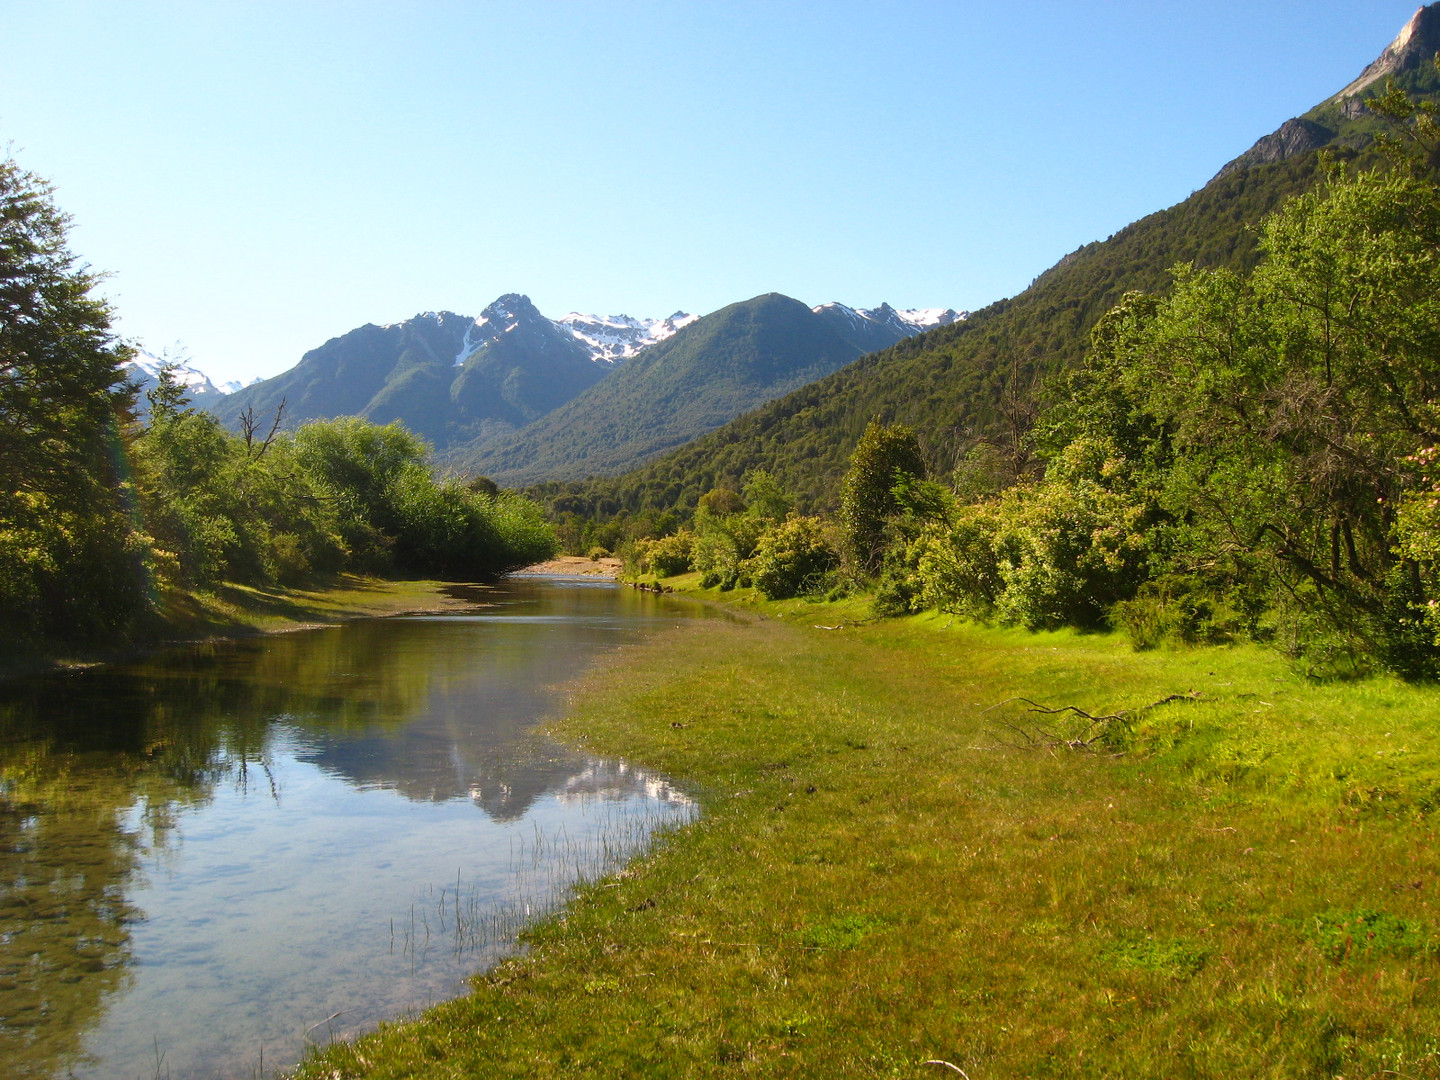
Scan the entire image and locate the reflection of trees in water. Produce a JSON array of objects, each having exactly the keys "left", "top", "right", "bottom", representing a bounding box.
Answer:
[{"left": 0, "top": 737, "right": 197, "bottom": 1079}]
